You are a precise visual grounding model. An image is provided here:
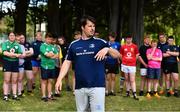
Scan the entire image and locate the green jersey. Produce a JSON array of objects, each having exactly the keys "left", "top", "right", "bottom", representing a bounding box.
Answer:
[
  {"left": 40, "top": 43, "right": 58, "bottom": 69},
  {"left": 1, "top": 40, "right": 22, "bottom": 61}
]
